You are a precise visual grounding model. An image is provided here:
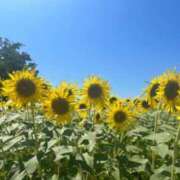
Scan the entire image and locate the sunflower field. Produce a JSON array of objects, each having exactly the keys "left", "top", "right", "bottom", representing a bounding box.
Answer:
[{"left": 0, "top": 69, "right": 180, "bottom": 180}]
